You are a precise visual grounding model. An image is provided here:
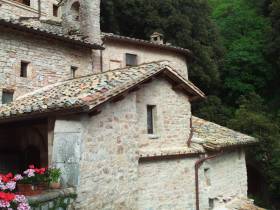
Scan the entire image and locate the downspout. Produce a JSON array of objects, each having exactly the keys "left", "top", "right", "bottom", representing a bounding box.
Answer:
[
  {"left": 38, "top": 0, "right": 41, "bottom": 19},
  {"left": 187, "top": 115, "right": 194, "bottom": 147},
  {"left": 195, "top": 150, "right": 224, "bottom": 210}
]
